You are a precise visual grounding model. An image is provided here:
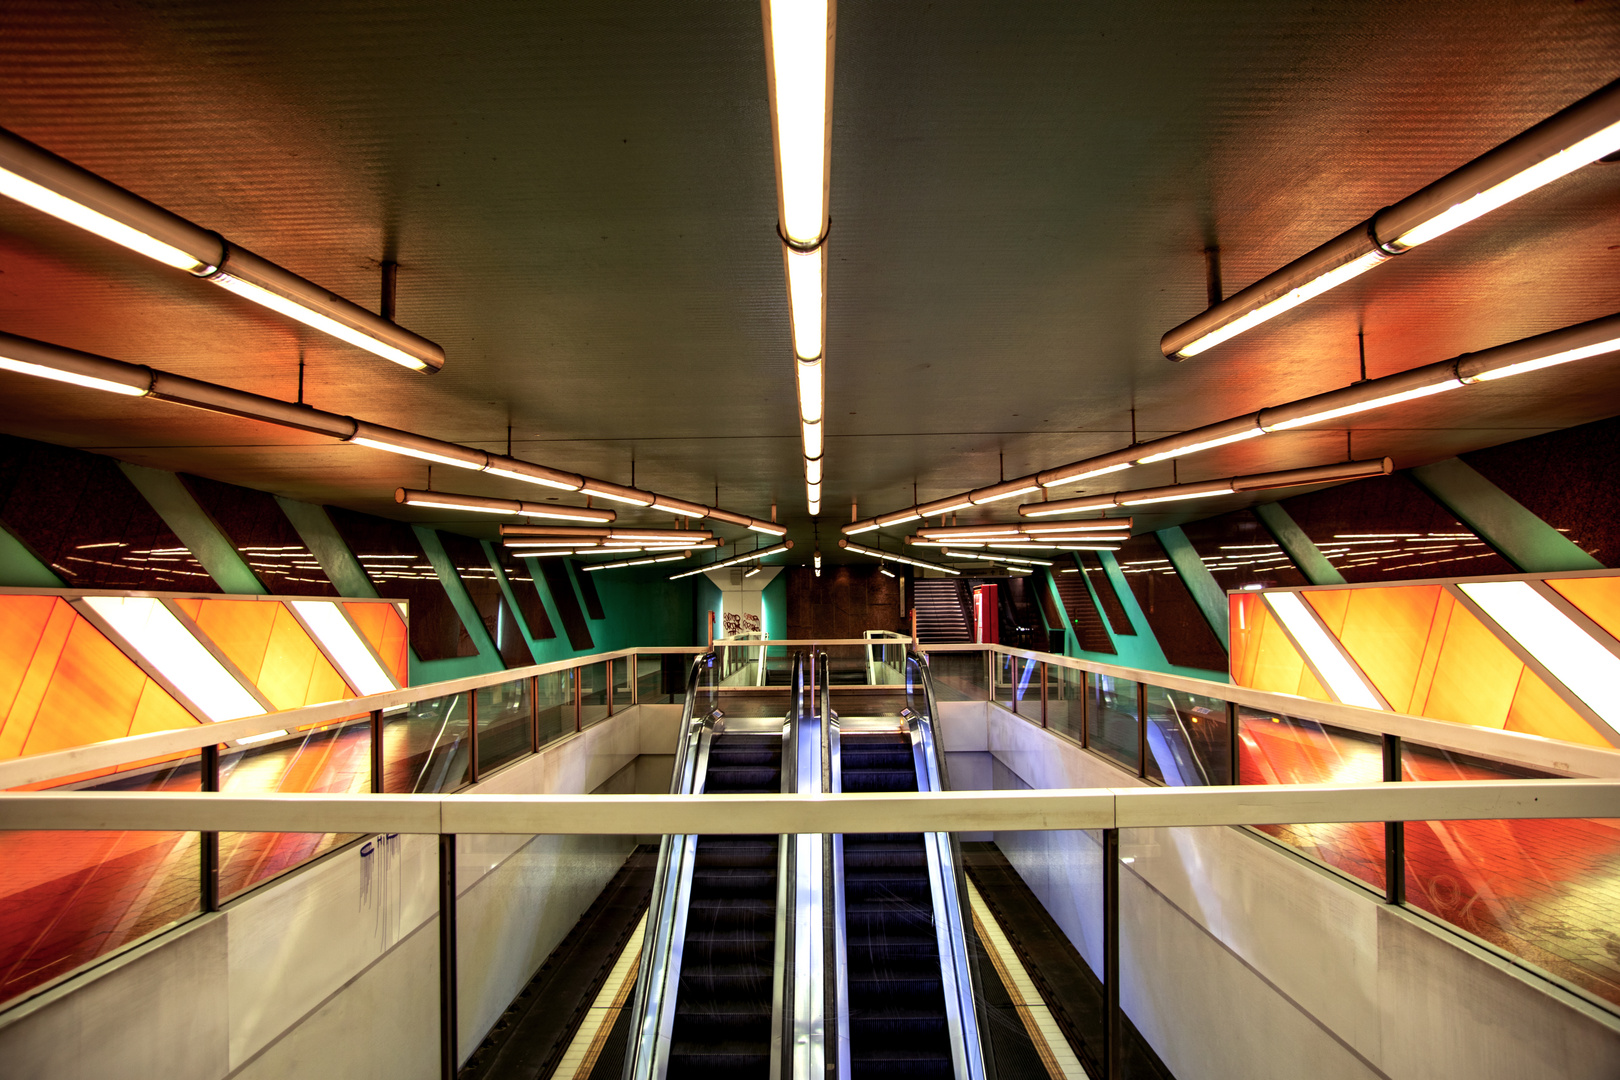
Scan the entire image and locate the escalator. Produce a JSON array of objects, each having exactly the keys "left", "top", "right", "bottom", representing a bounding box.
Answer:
[{"left": 625, "top": 650, "right": 990, "bottom": 1080}]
